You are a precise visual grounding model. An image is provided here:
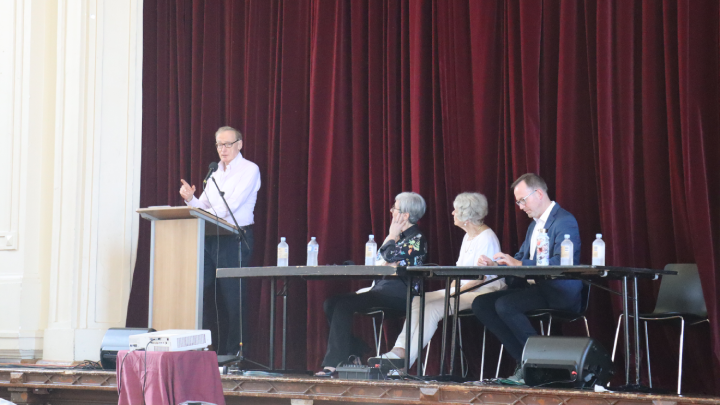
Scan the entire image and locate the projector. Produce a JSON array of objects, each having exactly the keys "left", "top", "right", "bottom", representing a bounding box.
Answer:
[{"left": 128, "top": 329, "right": 211, "bottom": 352}]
